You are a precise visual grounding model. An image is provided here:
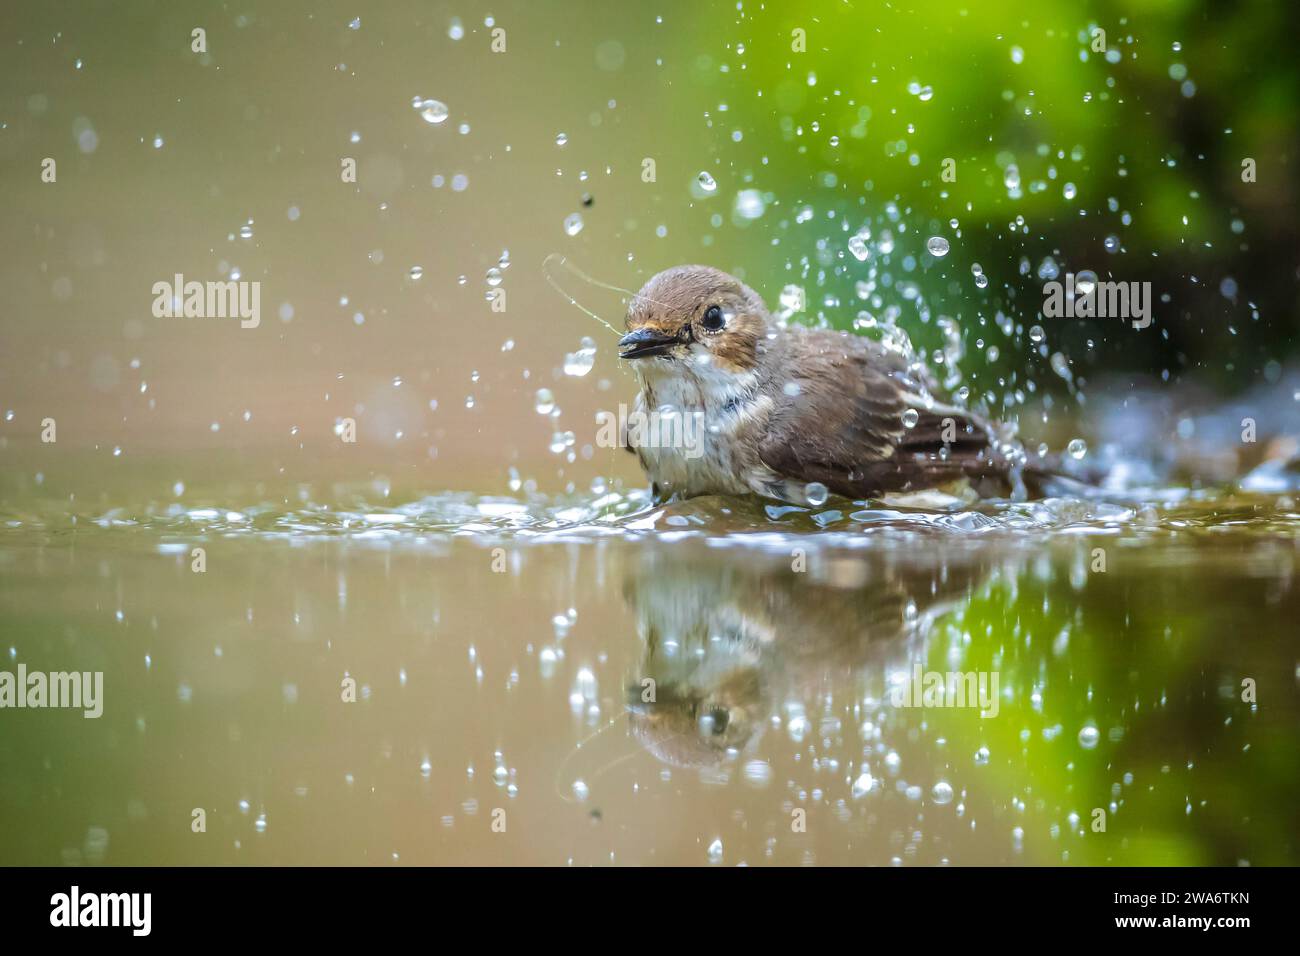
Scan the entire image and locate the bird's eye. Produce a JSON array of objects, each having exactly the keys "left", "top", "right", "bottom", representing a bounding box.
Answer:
[
  {"left": 701, "top": 707, "right": 729, "bottom": 735},
  {"left": 701, "top": 305, "right": 726, "bottom": 332}
]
